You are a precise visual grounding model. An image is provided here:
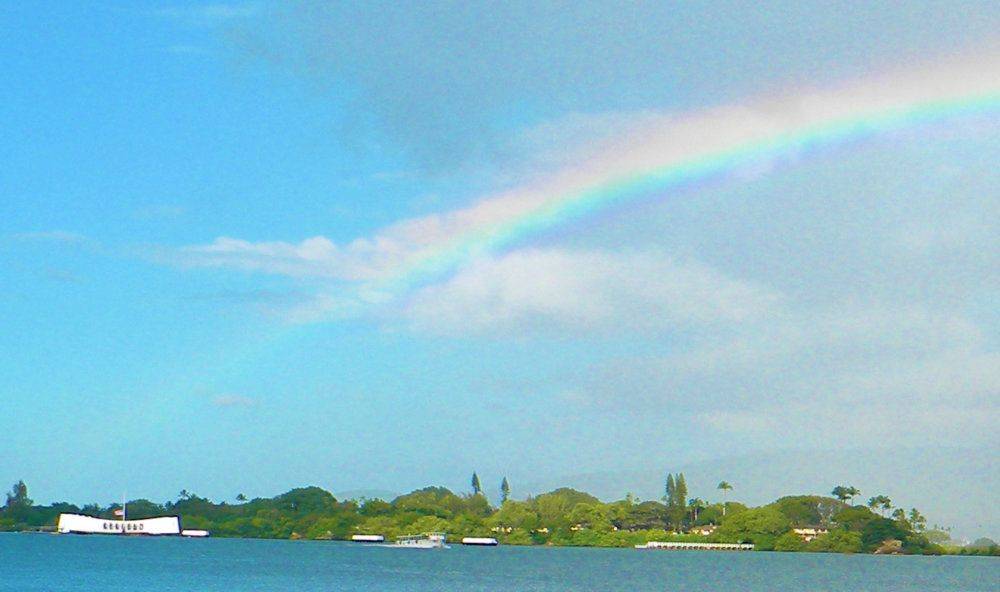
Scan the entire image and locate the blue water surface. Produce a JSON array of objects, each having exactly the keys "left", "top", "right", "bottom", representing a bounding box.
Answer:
[{"left": 1, "top": 533, "right": 997, "bottom": 591}]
